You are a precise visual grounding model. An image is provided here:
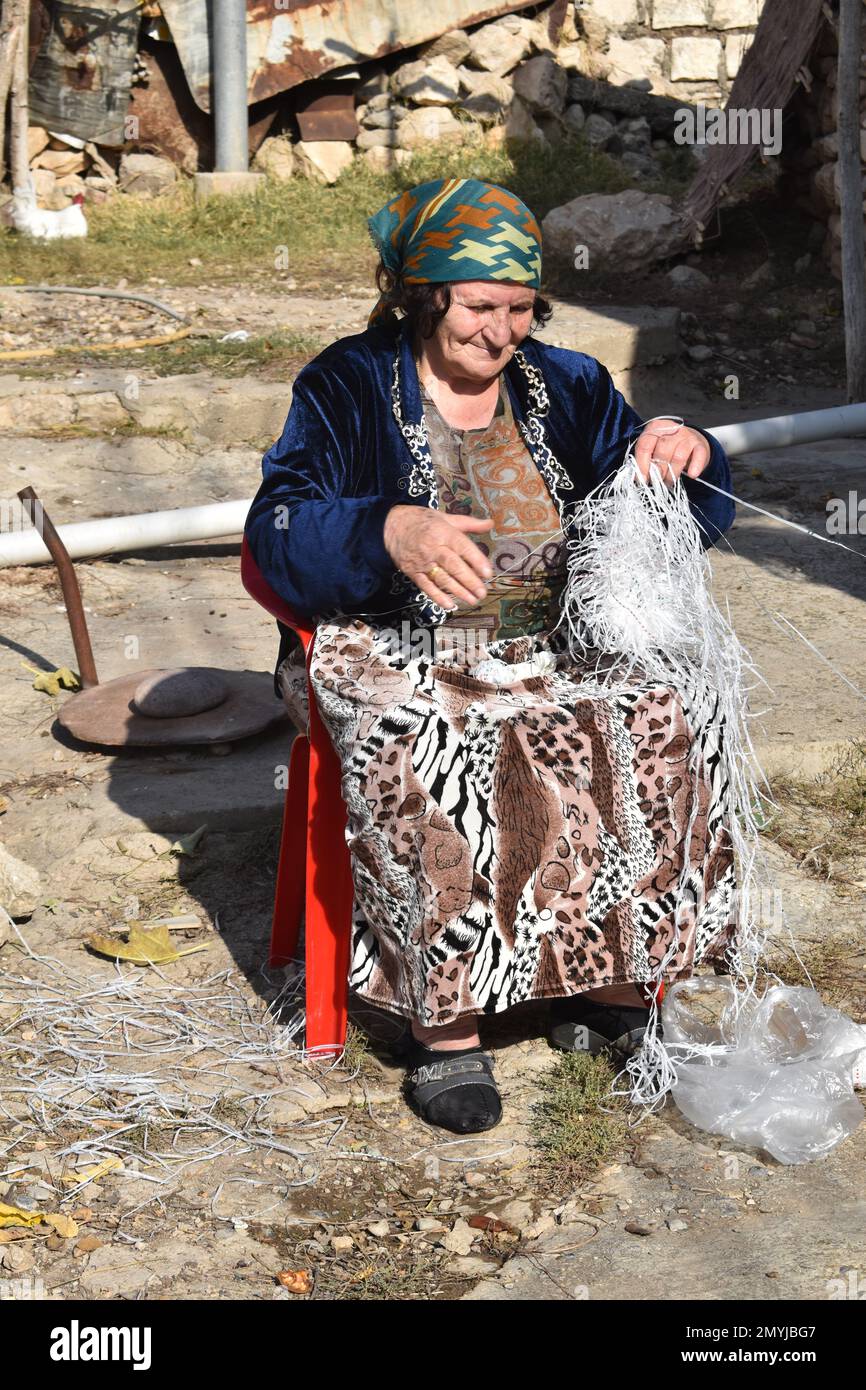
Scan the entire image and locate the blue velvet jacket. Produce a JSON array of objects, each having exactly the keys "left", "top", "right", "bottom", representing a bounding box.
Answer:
[{"left": 245, "top": 317, "right": 734, "bottom": 671}]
